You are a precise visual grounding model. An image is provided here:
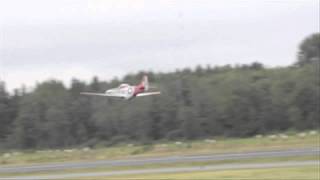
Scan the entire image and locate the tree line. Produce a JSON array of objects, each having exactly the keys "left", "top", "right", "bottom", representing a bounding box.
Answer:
[{"left": 0, "top": 33, "right": 319, "bottom": 150}]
